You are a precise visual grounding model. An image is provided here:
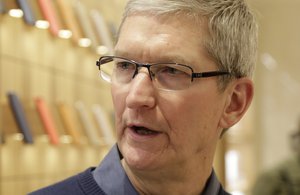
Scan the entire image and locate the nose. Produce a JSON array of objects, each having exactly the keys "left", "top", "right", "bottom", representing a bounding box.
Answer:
[{"left": 126, "top": 70, "right": 156, "bottom": 109}]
